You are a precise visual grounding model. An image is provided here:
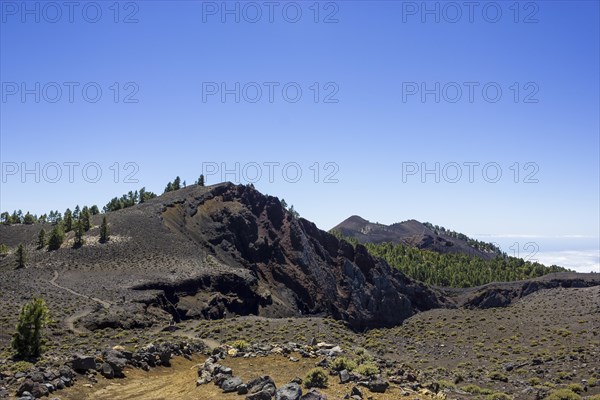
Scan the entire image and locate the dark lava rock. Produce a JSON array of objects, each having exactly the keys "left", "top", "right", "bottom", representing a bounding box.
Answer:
[
  {"left": 247, "top": 375, "right": 276, "bottom": 395},
  {"left": 237, "top": 384, "right": 248, "bottom": 395},
  {"left": 158, "top": 347, "right": 172, "bottom": 367},
  {"left": 30, "top": 382, "right": 49, "bottom": 398},
  {"left": 29, "top": 372, "right": 44, "bottom": 383},
  {"left": 339, "top": 370, "right": 350, "bottom": 384},
  {"left": 275, "top": 382, "right": 302, "bottom": 400},
  {"left": 350, "top": 386, "right": 363, "bottom": 397},
  {"left": 221, "top": 376, "right": 243, "bottom": 393},
  {"left": 246, "top": 390, "right": 274, "bottom": 400},
  {"left": 71, "top": 354, "right": 97, "bottom": 372},
  {"left": 367, "top": 378, "right": 389, "bottom": 393},
  {"left": 16, "top": 379, "right": 34, "bottom": 396},
  {"left": 102, "top": 349, "right": 128, "bottom": 378},
  {"left": 100, "top": 363, "right": 114, "bottom": 379},
  {"left": 300, "top": 390, "right": 328, "bottom": 399}
]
